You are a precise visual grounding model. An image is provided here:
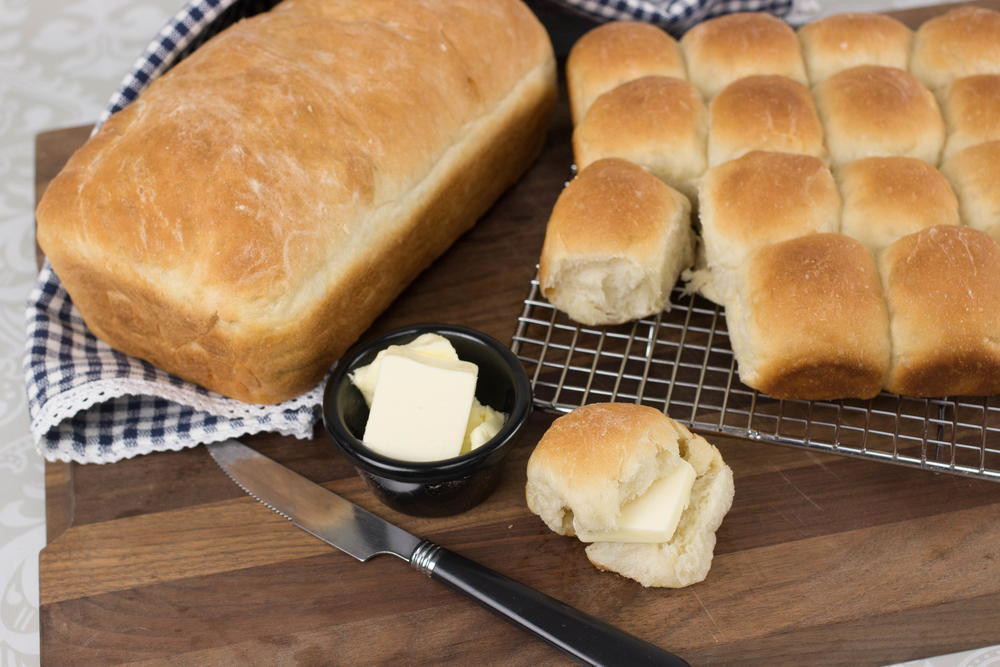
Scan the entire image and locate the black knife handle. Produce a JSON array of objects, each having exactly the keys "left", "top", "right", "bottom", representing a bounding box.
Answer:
[{"left": 410, "top": 541, "right": 689, "bottom": 667}]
